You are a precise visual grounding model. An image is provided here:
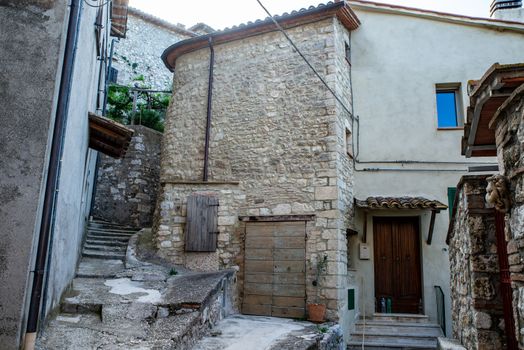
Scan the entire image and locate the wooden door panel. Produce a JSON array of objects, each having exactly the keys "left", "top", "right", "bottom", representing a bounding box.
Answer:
[
  {"left": 273, "top": 248, "right": 305, "bottom": 261},
  {"left": 245, "top": 273, "right": 272, "bottom": 284},
  {"left": 374, "top": 220, "right": 395, "bottom": 297},
  {"left": 243, "top": 222, "right": 306, "bottom": 318},
  {"left": 374, "top": 217, "right": 422, "bottom": 314},
  {"left": 274, "top": 261, "right": 305, "bottom": 273},
  {"left": 271, "top": 306, "right": 305, "bottom": 318},
  {"left": 243, "top": 304, "right": 271, "bottom": 316},
  {"left": 244, "top": 282, "right": 272, "bottom": 296},
  {"left": 274, "top": 236, "right": 305, "bottom": 249},
  {"left": 245, "top": 260, "right": 273, "bottom": 273}
]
